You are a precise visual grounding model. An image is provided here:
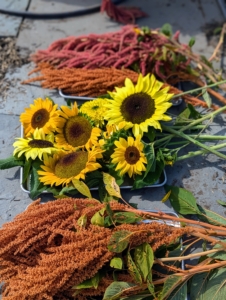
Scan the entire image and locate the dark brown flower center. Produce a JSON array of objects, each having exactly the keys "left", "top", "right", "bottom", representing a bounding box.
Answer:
[
  {"left": 64, "top": 116, "right": 92, "bottom": 147},
  {"left": 124, "top": 146, "right": 140, "bottom": 165},
  {"left": 55, "top": 152, "right": 88, "bottom": 178},
  {"left": 31, "top": 109, "right": 50, "bottom": 129},
  {"left": 120, "top": 93, "right": 155, "bottom": 124},
  {"left": 28, "top": 139, "right": 53, "bottom": 148}
]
